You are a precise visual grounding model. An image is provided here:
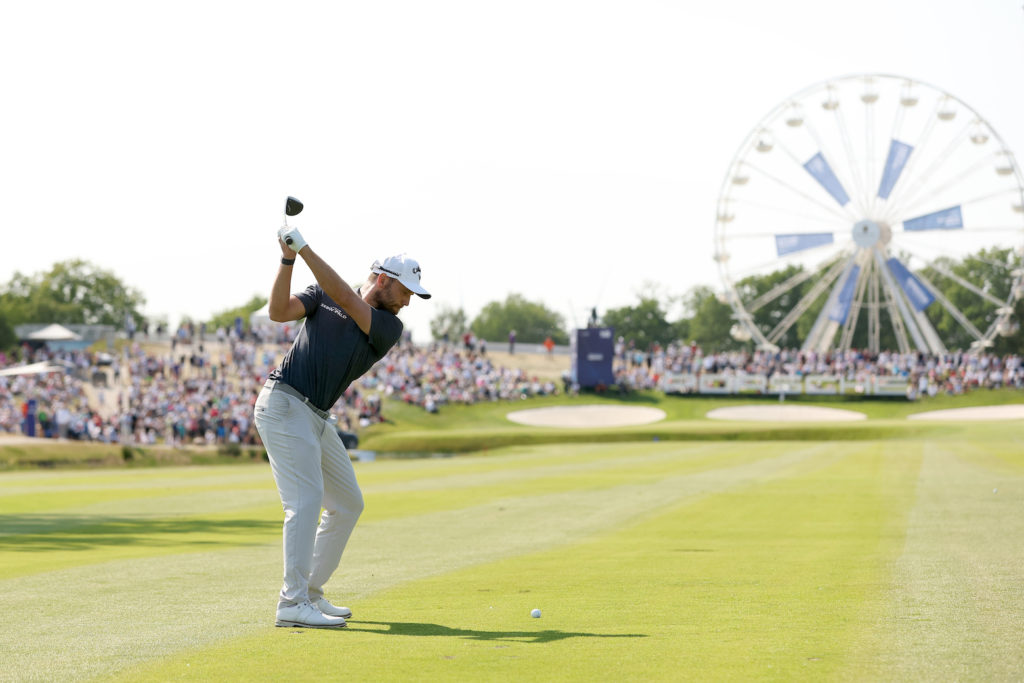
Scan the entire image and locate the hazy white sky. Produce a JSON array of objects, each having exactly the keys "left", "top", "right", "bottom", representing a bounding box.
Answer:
[{"left": 2, "top": 0, "right": 1022, "bottom": 342}]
